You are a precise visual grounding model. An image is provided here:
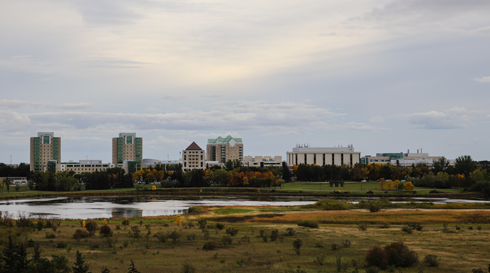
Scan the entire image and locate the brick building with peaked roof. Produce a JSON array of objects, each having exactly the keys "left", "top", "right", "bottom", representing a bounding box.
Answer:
[{"left": 182, "top": 142, "right": 206, "bottom": 172}]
